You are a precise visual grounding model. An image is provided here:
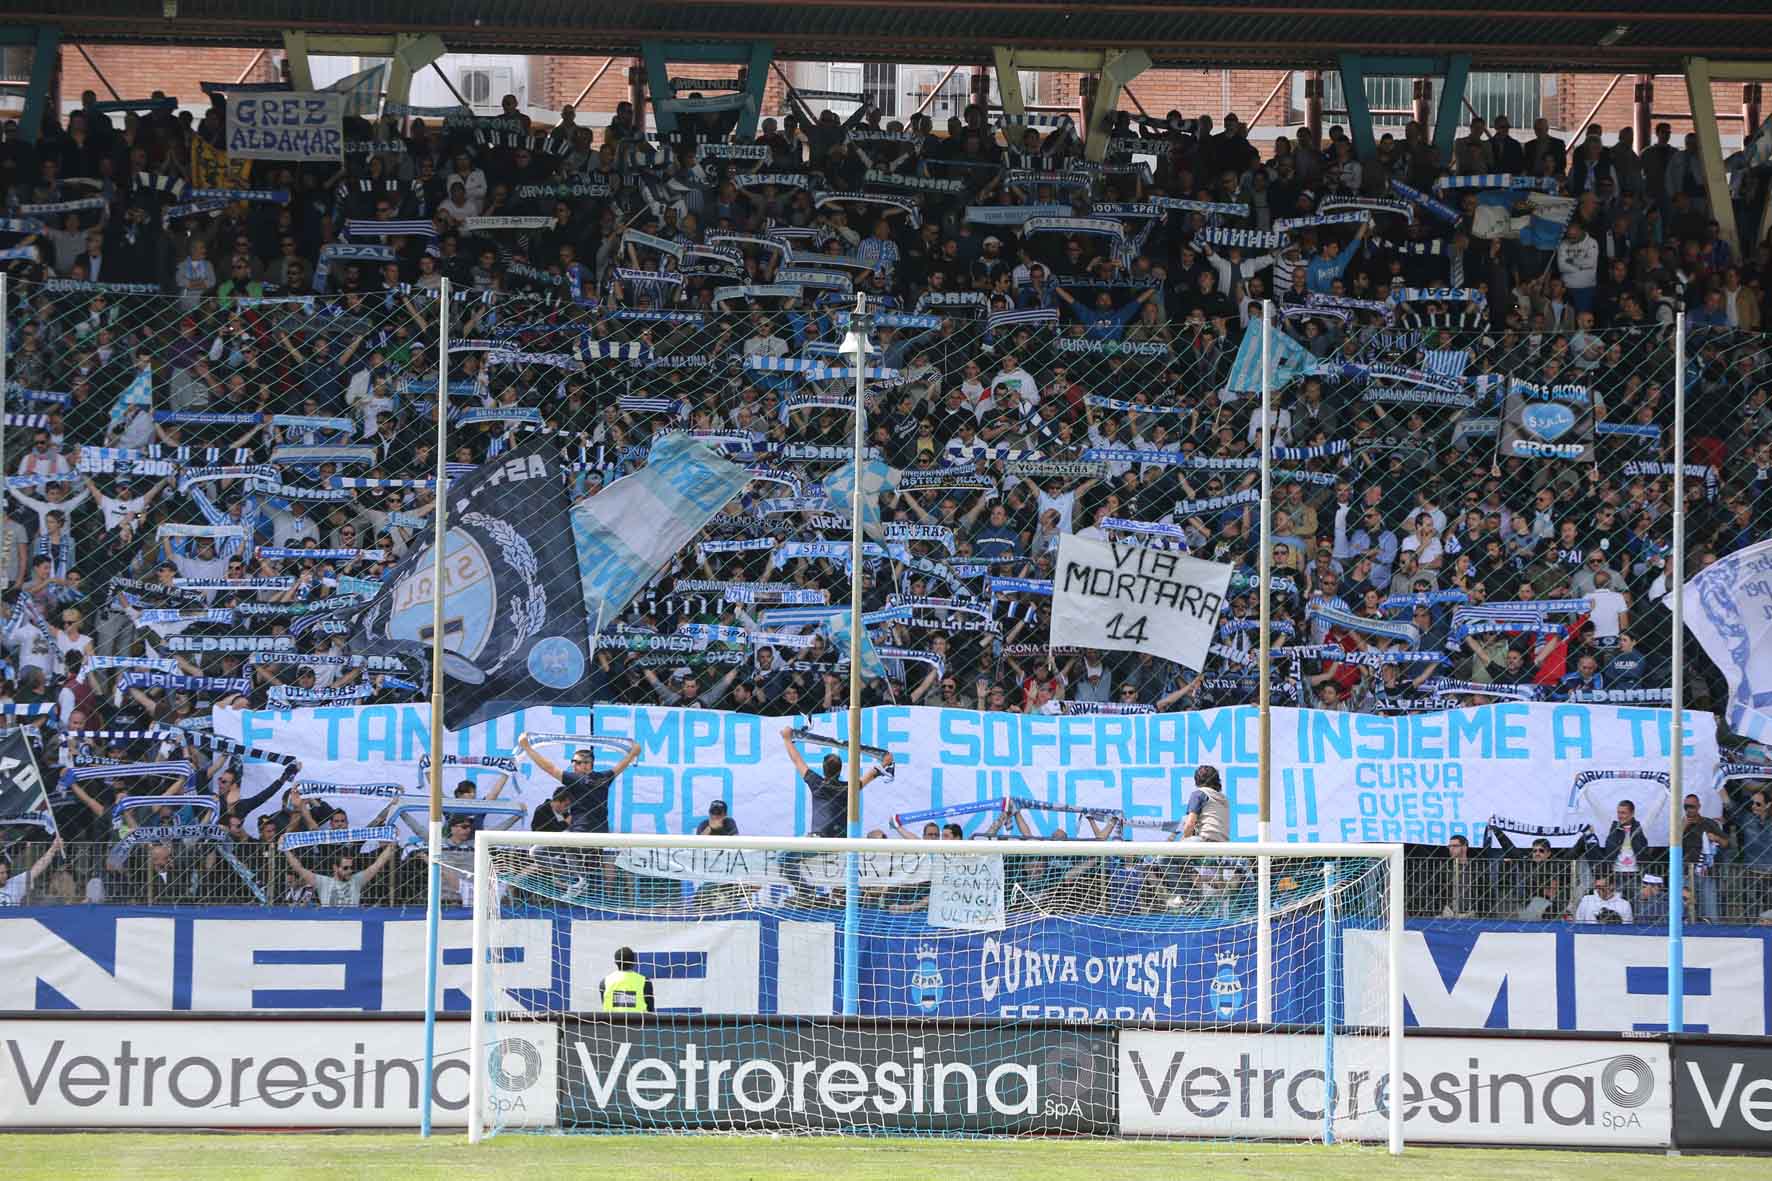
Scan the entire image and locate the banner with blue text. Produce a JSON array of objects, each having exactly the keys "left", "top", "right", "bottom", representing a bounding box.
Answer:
[{"left": 214, "top": 703, "right": 1719, "bottom": 844}]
